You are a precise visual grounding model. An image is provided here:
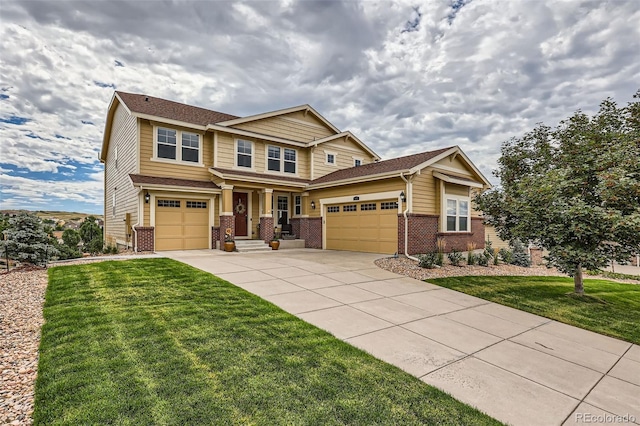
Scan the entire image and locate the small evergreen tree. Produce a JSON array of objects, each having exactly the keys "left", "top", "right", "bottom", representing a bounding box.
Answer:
[
  {"left": 510, "top": 239, "right": 531, "bottom": 267},
  {"left": 0, "top": 213, "right": 59, "bottom": 266},
  {"left": 79, "top": 216, "right": 103, "bottom": 254}
]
